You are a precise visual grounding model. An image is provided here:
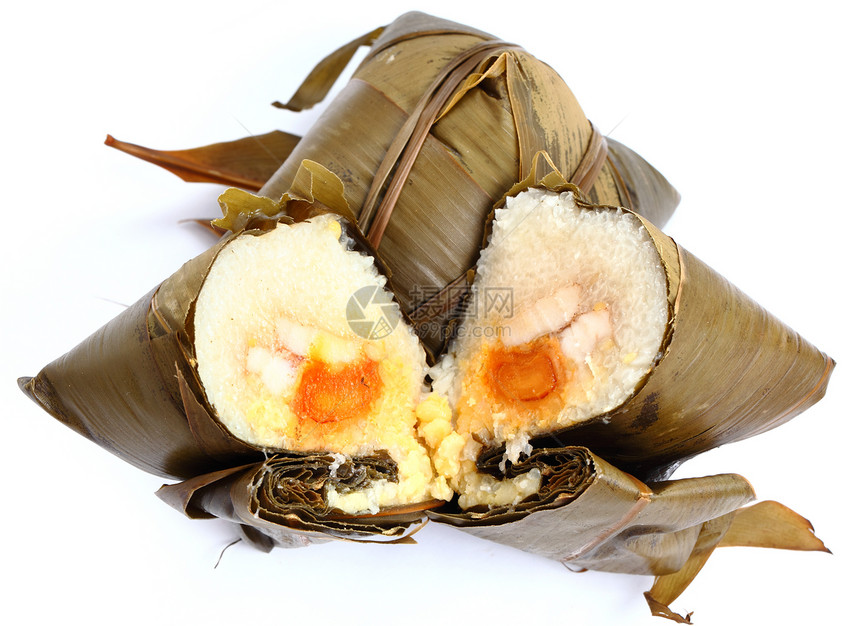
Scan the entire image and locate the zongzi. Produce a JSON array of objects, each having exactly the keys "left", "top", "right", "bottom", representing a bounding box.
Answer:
[{"left": 431, "top": 185, "right": 834, "bottom": 480}]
